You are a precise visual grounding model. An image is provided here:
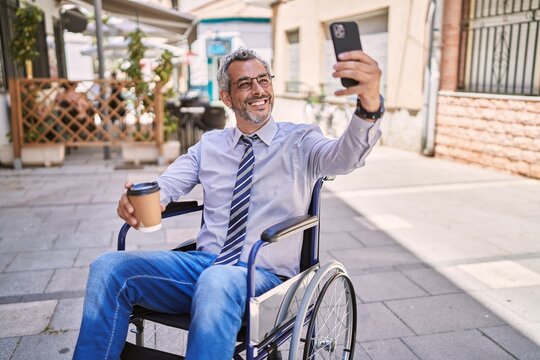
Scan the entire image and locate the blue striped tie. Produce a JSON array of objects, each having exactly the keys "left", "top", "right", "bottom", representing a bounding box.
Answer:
[{"left": 214, "top": 135, "right": 256, "bottom": 265}]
